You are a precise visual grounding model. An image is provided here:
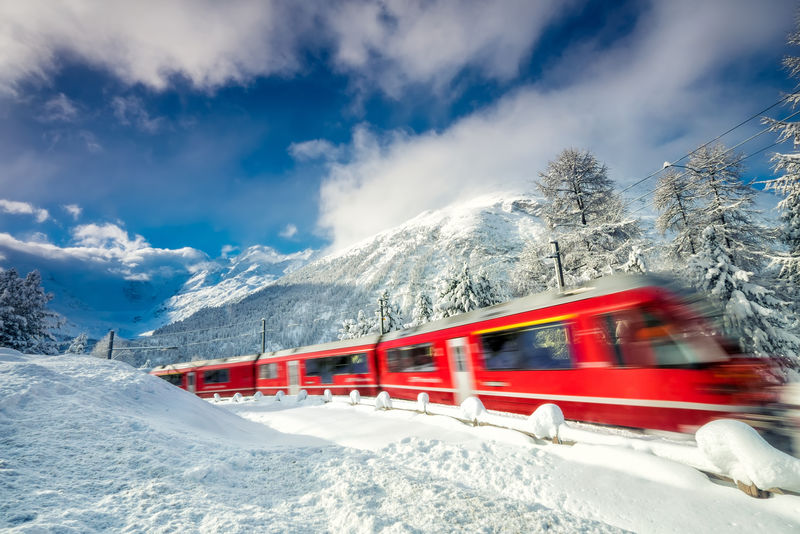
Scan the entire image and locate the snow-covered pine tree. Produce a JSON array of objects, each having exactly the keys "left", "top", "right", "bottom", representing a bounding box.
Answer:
[
  {"left": 0, "top": 268, "right": 57, "bottom": 353},
  {"left": 763, "top": 21, "right": 800, "bottom": 302},
  {"left": 685, "top": 144, "right": 763, "bottom": 270},
  {"left": 406, "top": 292, "right": 433, "bottom": 328},
  {"left": 688, "top": 226, "right": 799, "bottom": 364},
  {"left": 338, "top": 309, "right": 376, "bottom": 340},
  {"left": 535, "top": 148, "right": 641, "bottom": 282},
  {"left": 621, "top": 246, "right": 647, "bottom": 273},
  {"left": 65, "top": 332, "right": 88, "bottom": 354},
  {"left": 654, "top": 169, "right": 701, "bottom": 258},
  {"left": 375, "top": 290, "right": 404, "bottom": 334},
  {"left": 434, "top": 263, "right": 501, "bottom": 319}
]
